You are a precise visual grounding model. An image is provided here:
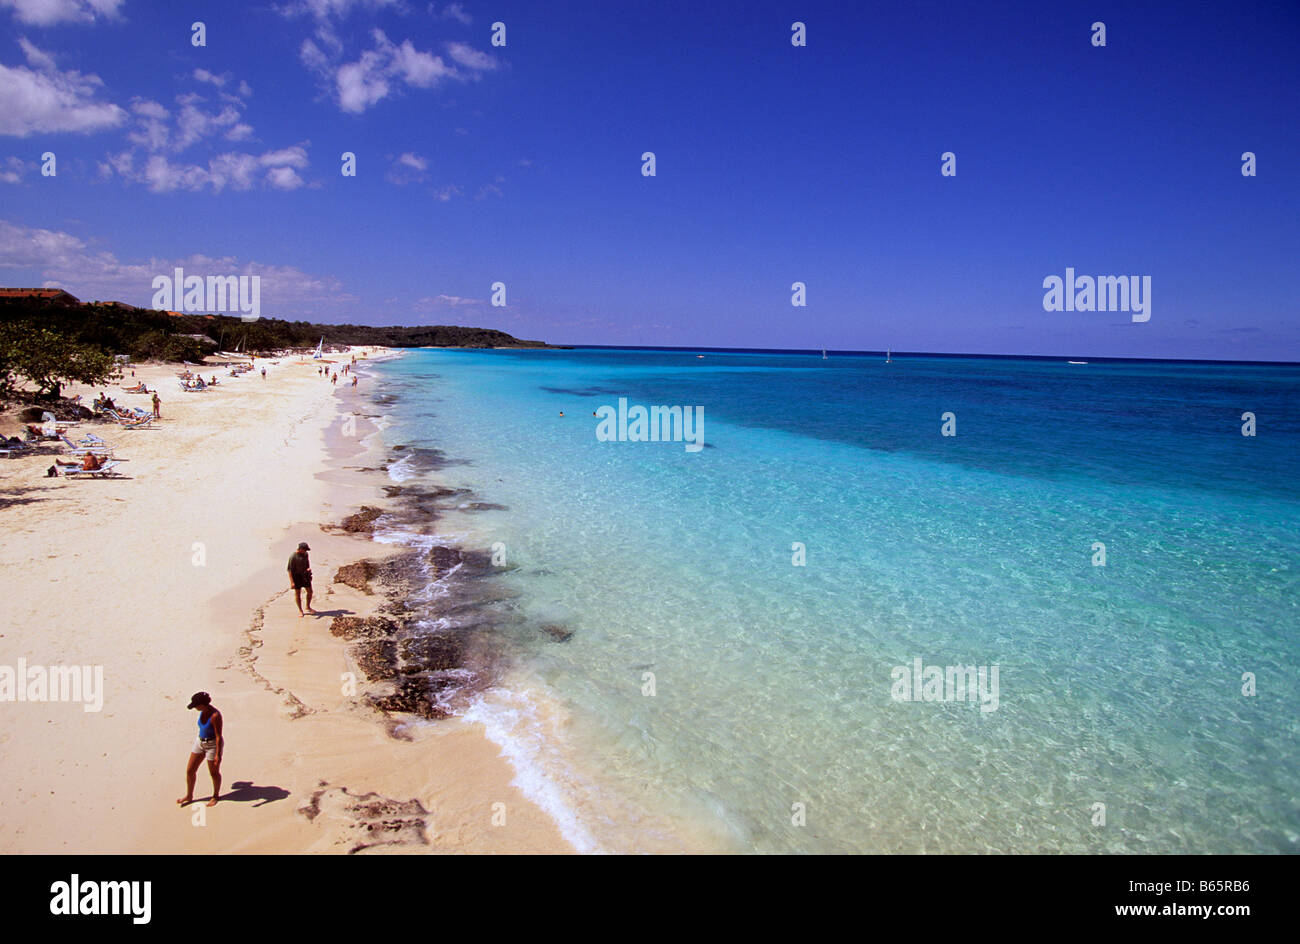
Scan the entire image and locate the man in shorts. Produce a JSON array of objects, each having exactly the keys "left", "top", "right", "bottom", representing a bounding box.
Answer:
[
  {"left": 178, "top": 691, "right": 223, "bottom": 807},
  {"left": 288, "top": 541, "right": 315, "bottom": 617}
]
